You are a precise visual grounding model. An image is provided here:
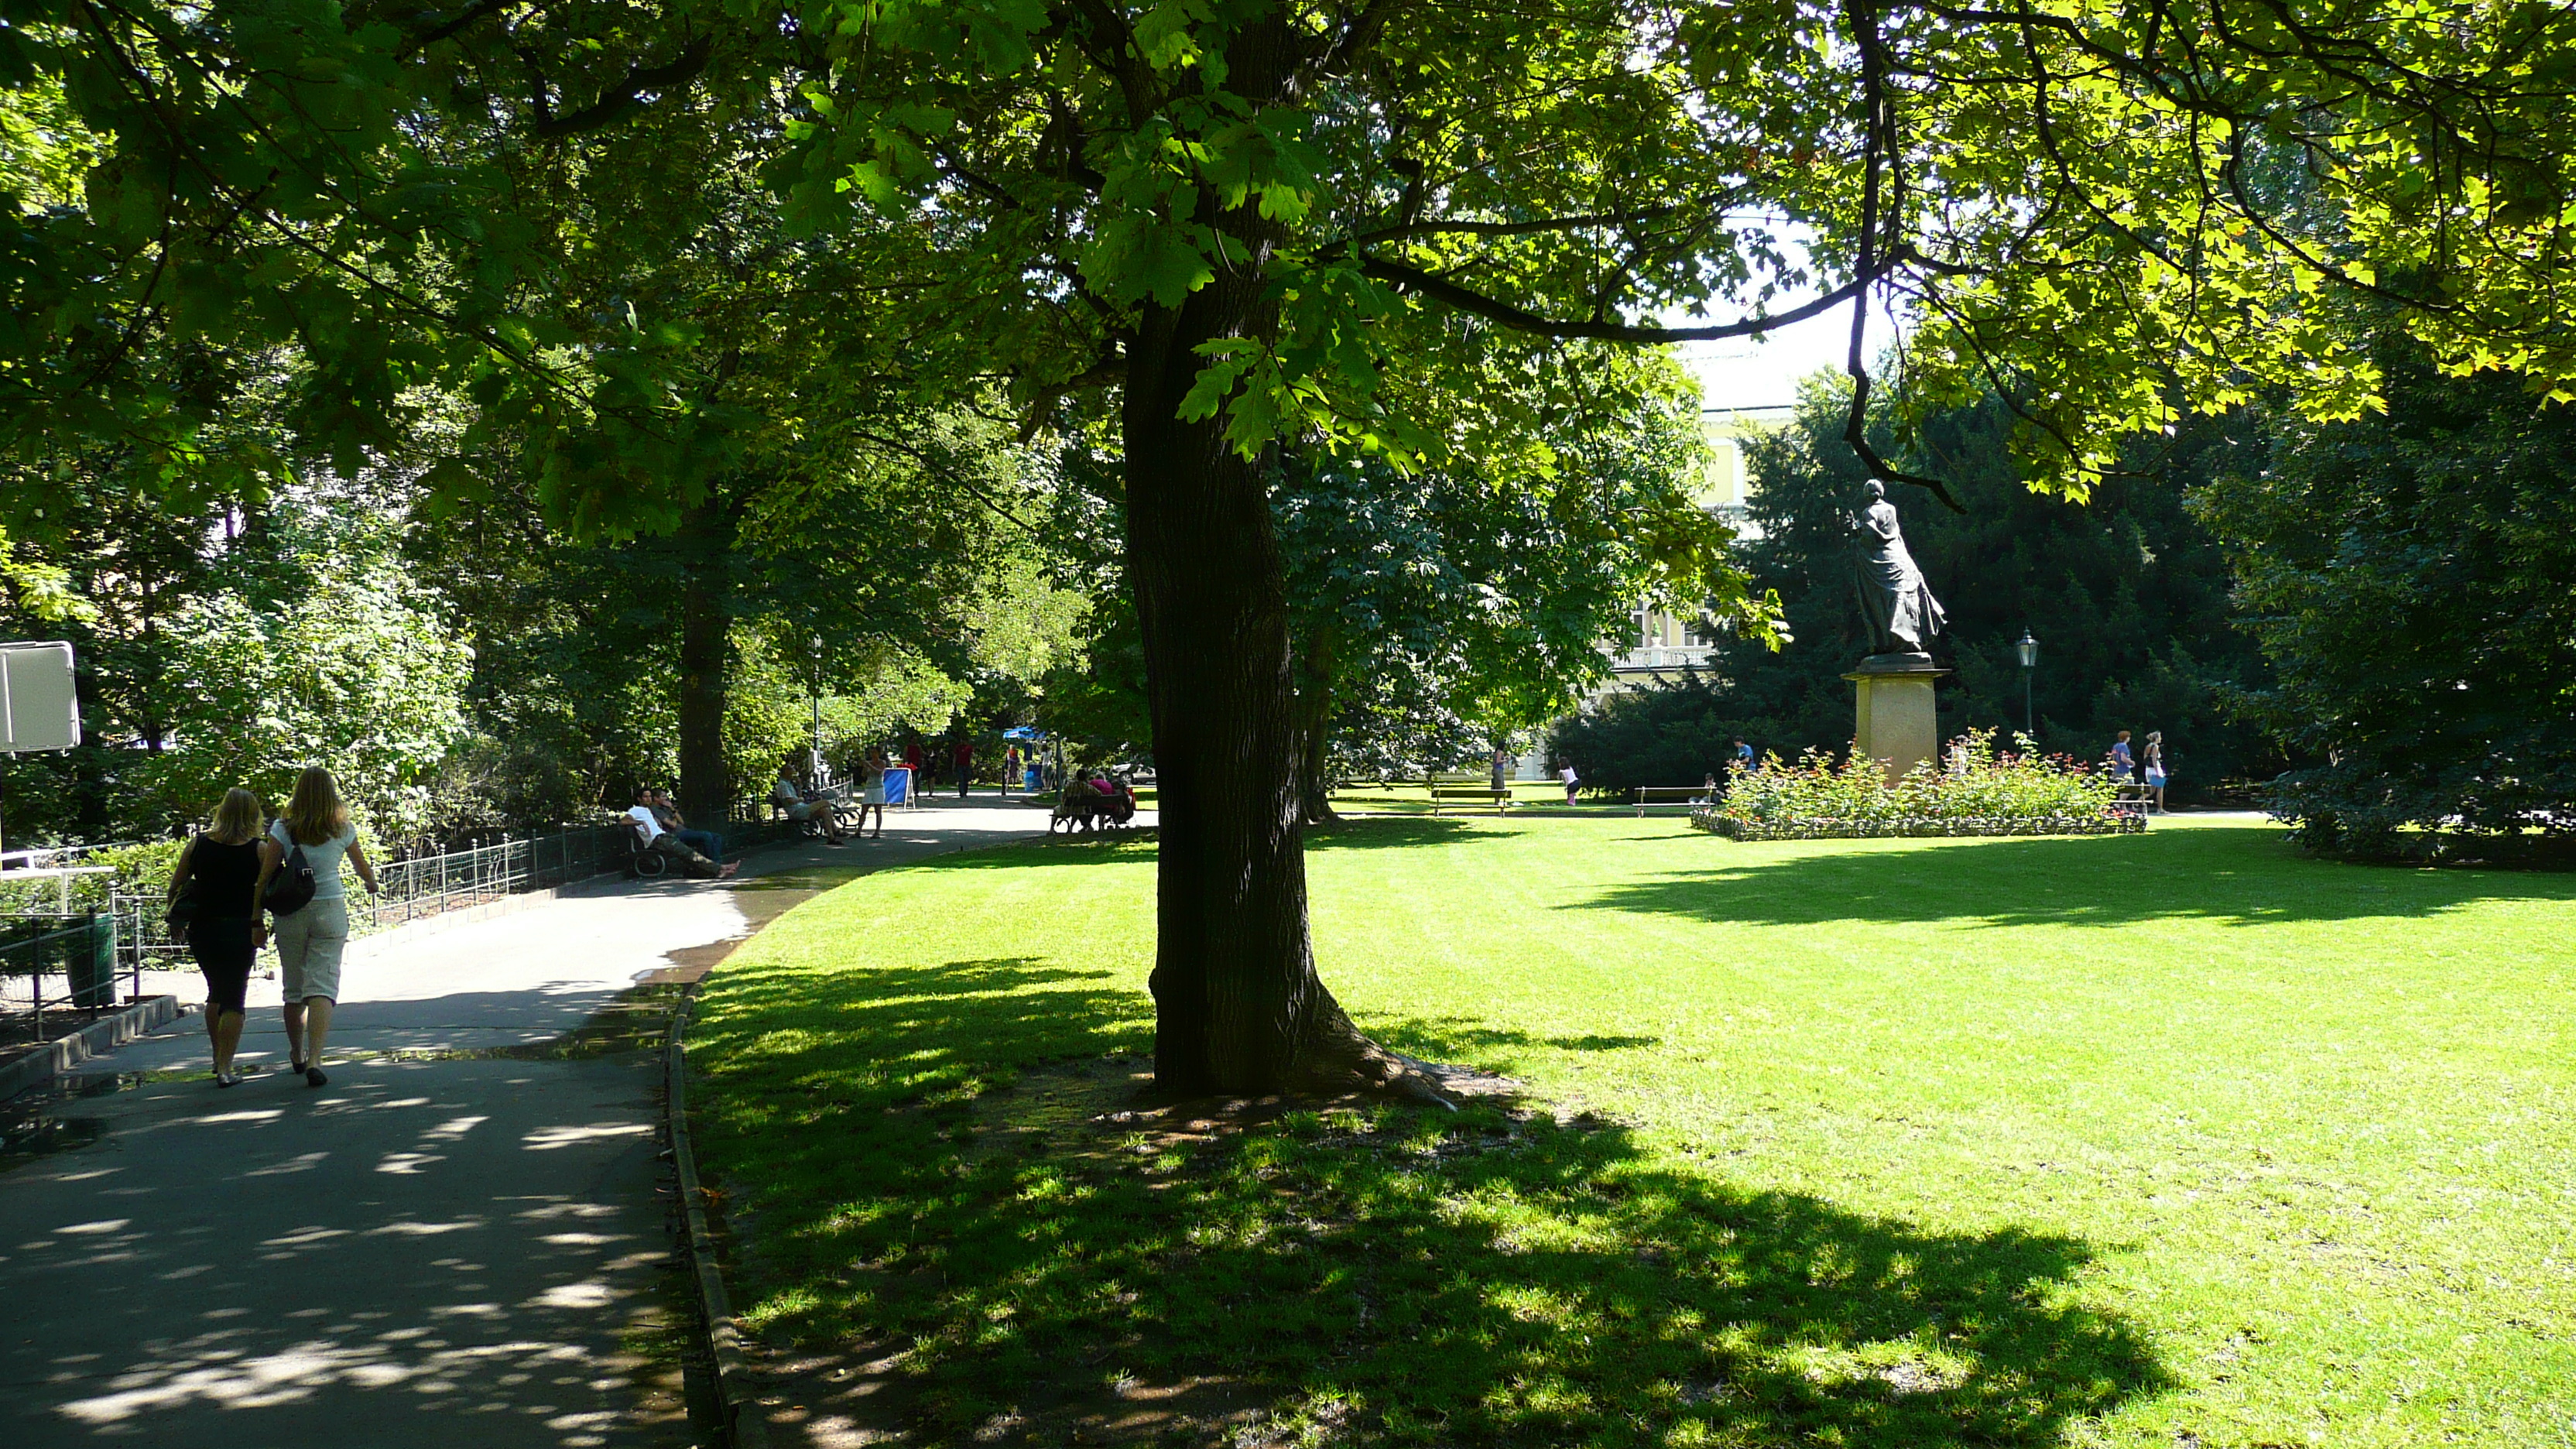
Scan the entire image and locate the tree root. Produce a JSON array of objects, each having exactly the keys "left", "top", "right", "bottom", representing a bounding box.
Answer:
[{"left": 1280, "top": 1000, "right": 1515, "bottom": 1110}]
